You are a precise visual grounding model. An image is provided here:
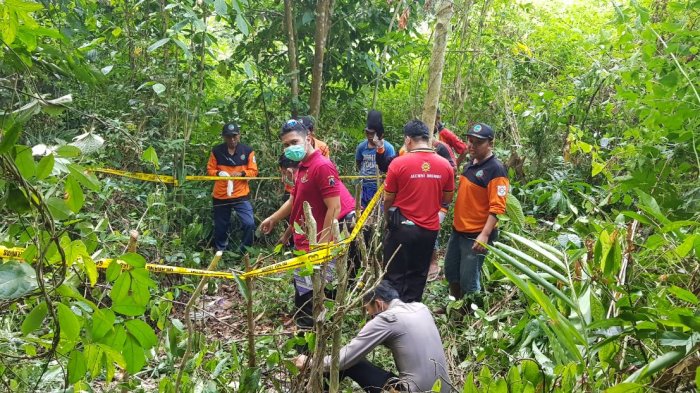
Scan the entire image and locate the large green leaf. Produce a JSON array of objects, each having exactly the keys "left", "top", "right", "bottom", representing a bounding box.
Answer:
[
  {"left": 68, "top": 350, "right": 87, "bottom": 384},
  {"left": 122, "top": 334, "right": 146, "bottom": 374},
  {"left": 0, "top": 122, "right": 21, "bottom": 153},
  {"left": 0, "top": 261, "right": 37, "bottom": 300},
  {"left": 124, "top": 319, "right": 157, "bottom": 349},
  {"left": 91, "top": 308, "right": 115, "bottom": 340},
  {"left": 492, "top": 241, "right": 568, "bottom": 283},
  {"left": 489, "top": 246, "right": 575, "bottom": 309},
  {"left": 64, "top": 174, "right": 85, "bottom": 213},
  {"left": 35, "top": 153, "right": 54, "bottom": 180},
  {"left": 57, "top": 303, "right": 80, "bottom": 342},
  {"left": 14, "top": 145, "right": 35, "bottom": 178},
  {"left": 21, "top": 301, "right": 47, "bottom": 335},
  {"left": 623, "top": 350, "right": 686, "bottom": 383}
]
